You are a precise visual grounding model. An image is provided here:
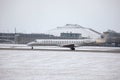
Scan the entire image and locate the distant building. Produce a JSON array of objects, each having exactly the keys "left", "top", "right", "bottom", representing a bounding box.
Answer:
[
  {"left": 0, "top": 33, "right": 56, "bottom": 44},
  {"left": 0, "top": 33, "right": 15, "bottom": 40},
  {"left": 60, "top": 32, "right": 82, "bottom": 39},
  {"left": 46, "top": 24, "right": 101, "bottom": 39},
  {"left": 101, "top": 30, "right": 120, "bottom": 47},
  {"left": 0, "top": 33, "right": 15, "bottom": 43}
]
